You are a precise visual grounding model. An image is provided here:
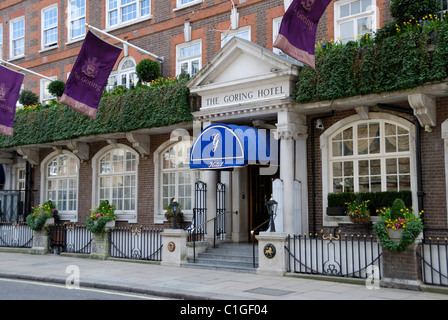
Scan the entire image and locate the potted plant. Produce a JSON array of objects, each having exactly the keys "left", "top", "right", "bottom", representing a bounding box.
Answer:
[
  {"left": 346, "top": 197, "right": 371, "bottom": 224},
  {"left": 373, "top": 198, "right": 424, "bottom": 252},
  {"left": 86, "top": 200, "right": 117, "bottom": 234},
  {"left": 26, "top": 200, "right": 58, "bottom": 231},
  {"left": 164, "top": 198, "right": 184, "bottom": 225}
]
